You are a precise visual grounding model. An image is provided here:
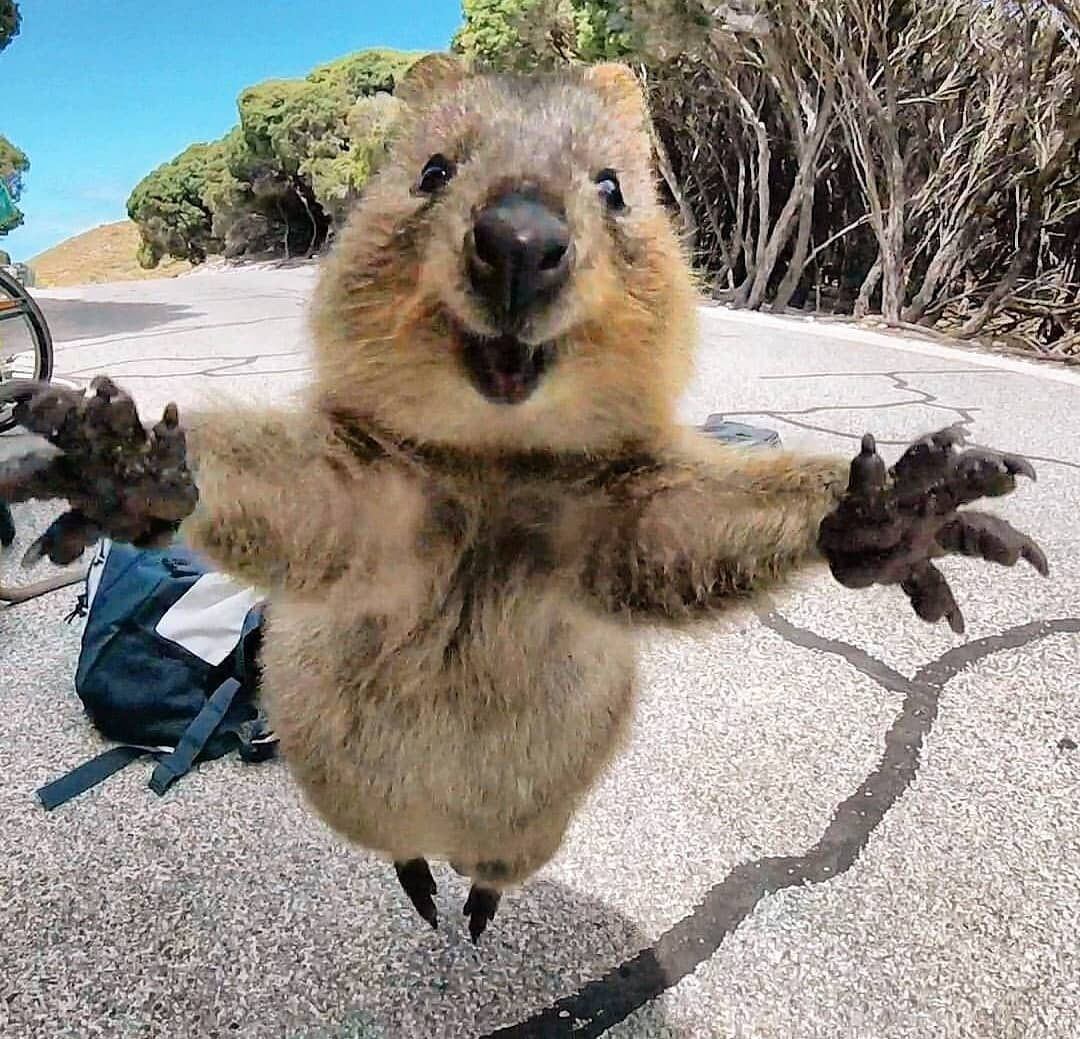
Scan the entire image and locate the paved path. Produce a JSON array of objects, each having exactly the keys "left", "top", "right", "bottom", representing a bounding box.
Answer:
[{"left": 1, "top": 264, "right": 1077, "bottom": 1039}]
